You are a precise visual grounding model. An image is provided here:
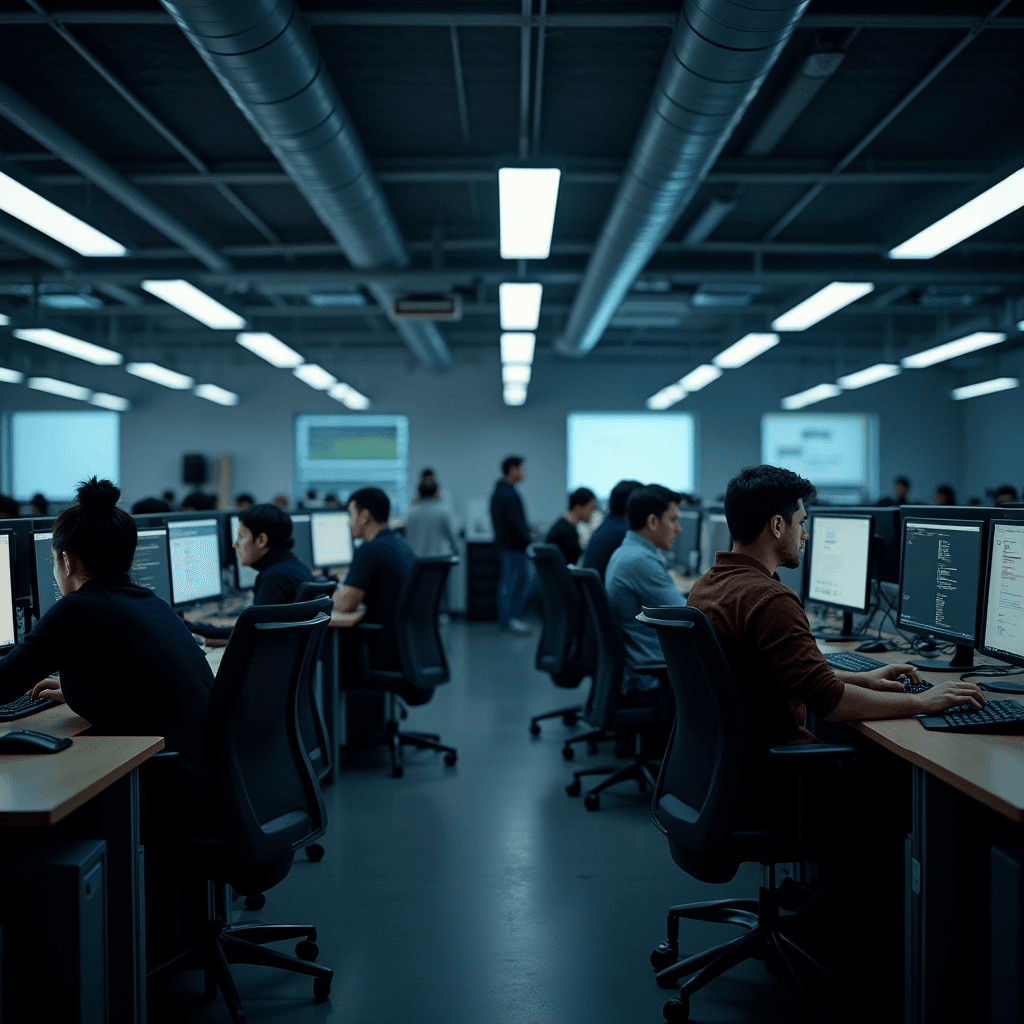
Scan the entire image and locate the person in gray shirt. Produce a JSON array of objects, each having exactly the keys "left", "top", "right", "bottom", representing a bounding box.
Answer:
[
  {"left": 604, "top": 484, "right": 686, "bottom": 692},
  {"left": 404, "top": 479, "right": 459, "bottom": 557}
]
